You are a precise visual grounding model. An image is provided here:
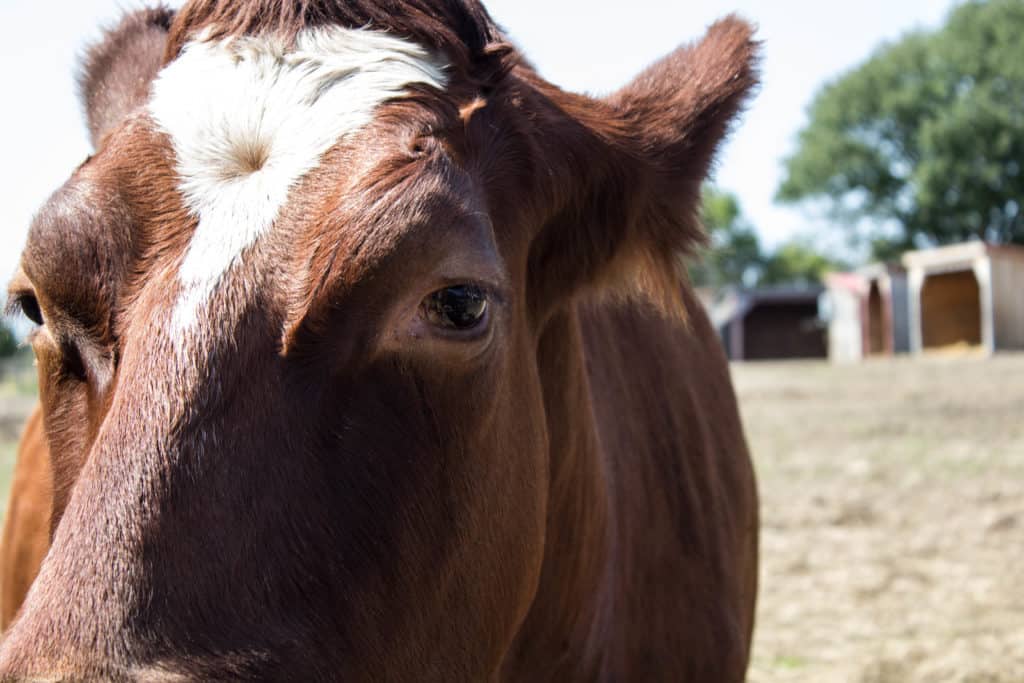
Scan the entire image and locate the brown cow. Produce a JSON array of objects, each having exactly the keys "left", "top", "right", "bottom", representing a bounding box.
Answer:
[{"left": 0, "top": 2, "right": 759, "bottom": 680}]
